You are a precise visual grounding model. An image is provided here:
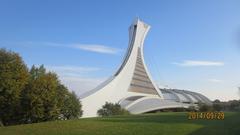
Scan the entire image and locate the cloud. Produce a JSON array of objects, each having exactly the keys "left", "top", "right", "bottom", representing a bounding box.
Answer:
[
  {"left": 208, "top": 79, "right": 223, "bottom": 83},
  {"left": 73, "top": 44, "right": 121, "bottom": 54},
  {"left": 46, "top": 65, "right": 100, "bottom": 77},
  {"left": 173, "top": 60, "right": 224, "bottom": 67},
  {"left": 60, "top": 76, "right": 106, "bottom": 96},
  {"left": 3, "top": 41, "right": 121, "bottom": 55},
  {"left": 2, "top": 41, "right": 65, "bottom": 48},
  {"left": 43, "top": 65, "right": 106, "bottom": 96}
]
